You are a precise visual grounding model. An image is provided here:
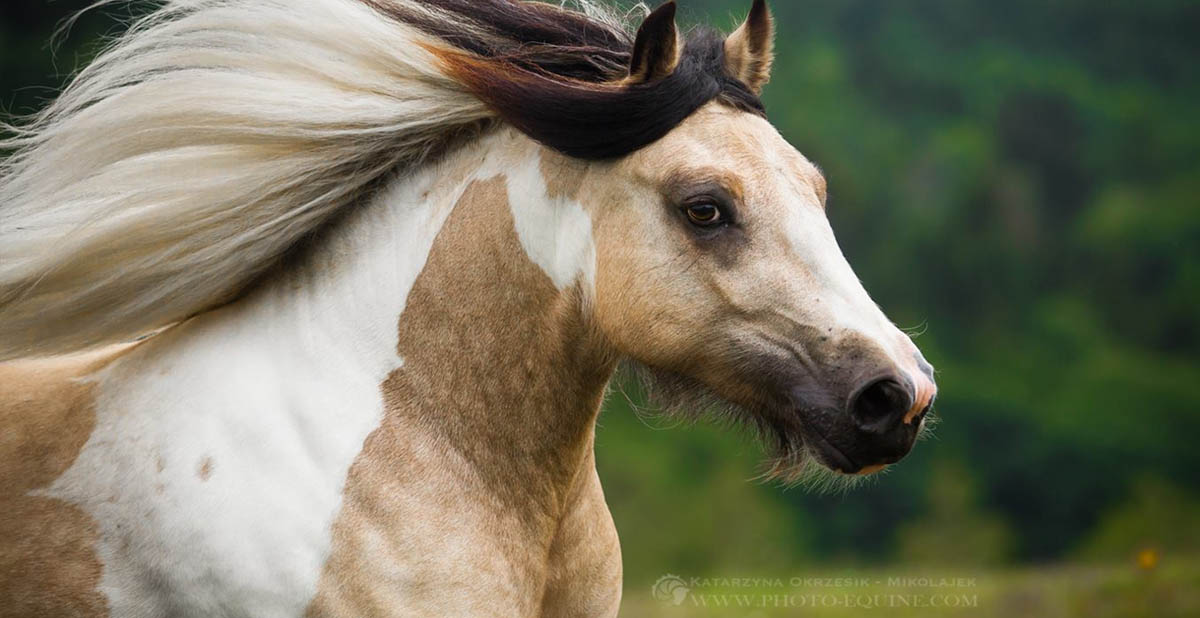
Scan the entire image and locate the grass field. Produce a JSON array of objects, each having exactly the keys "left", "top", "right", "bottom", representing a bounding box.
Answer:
[{"left": 620, "top": 555, "right": 1200, "bottom": 617}]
